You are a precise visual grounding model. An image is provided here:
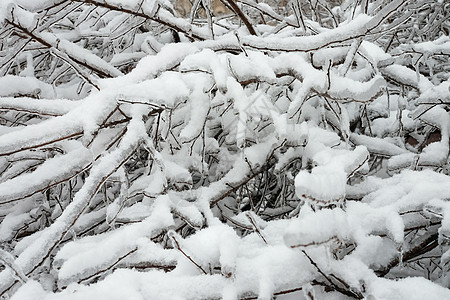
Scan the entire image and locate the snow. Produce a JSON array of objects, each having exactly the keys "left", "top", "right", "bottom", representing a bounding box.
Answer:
[
  {"left": 284, "top": 208, "right": 349, "bottom": 248},
  {"left": 0, "top": 147, "right": 92, "bottom": 204},
  {"left": 6, "top": 3, "right": 38, "bottom": 29},
  {"left": 0, "top": 97, "right": 79, "bottom": 116},
  {"left": 10, "top": 280, "right": 46, "bottom": 300},
  {"left": 110, "top": 52, "right": 146, "bottom": 67},
  {"left": 36, "top": 32, "right": 123, "bottom": 79},
  {"left": 1, "top": 0, "right": 449, "bottom": 299},
  {"left": 105, "top": 0, "right": 158, "bottom": 12},
  {"left": 371, "top": 110, "right": 414, "bottom": 137},
  {"left": 369, "top": 277, "right": 450, "bottom": 300},
  {"left": 0, "top": 0, "right": 14, "bottom": 25},
  {"left": 0, "top": 76, "right": 56, "bottom": 99},
  {"left": 381, "top": 64, "right": 433, "bottom": 93},
  {"left": 0, "top": 212, "right": 33, "bottom": 242},
  {"left": 360, "top": 41, "right": 391, "bottom": 63},
  {"left": 401, "top": 36, "right": 450, "bottom": 55},
  {"left": 117, "top": 72, "right": 190, "bottom": 108},
  {"left": 227, "top": 51, "right": 276, "bottom": 83},
  {"left": 350, "top": 134, "right": 408, "bottom": 156},
  {"left": 294, "top": 136, "right": 369, "bottom": 205},
  {"left": 296, "top": 166, "right": 347, "bottom": 204},
  {"left": 179, "top": 78, "right": 211, "bottom": 141},
  {"left": 180, "top": 49, "right": 229, "bottom": 92},
  {"left": 328, "top": 74, "right": 385, "bottom": 102},
  {"left": 14, "top": 0, "right": 61, "bottom": 12},
  {"left": 0, "top": 117, "right": 147, "bottom": 291},
  {"left": 13, "top": 218, "right": 318, "bottom": 299},
  {"left": 242, "top": 14, "right": 374, "bottom": 51}
]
